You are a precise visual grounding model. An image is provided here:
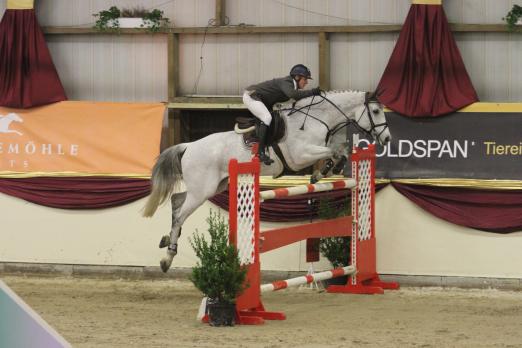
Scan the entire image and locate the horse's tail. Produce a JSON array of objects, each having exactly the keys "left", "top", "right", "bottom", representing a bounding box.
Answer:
[{"left": 142, "top": 144, "right": 187, "bottom": 217}]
